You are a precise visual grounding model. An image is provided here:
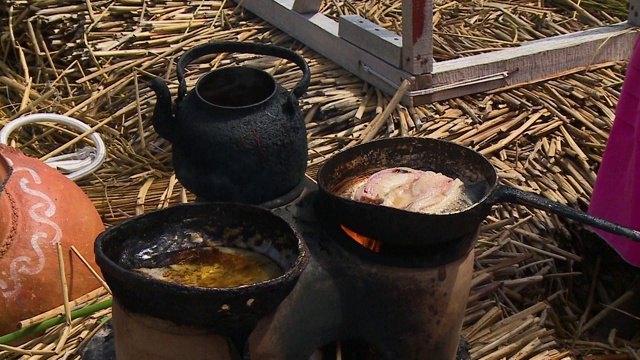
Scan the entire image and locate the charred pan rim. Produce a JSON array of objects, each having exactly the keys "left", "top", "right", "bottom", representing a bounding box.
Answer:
[
  {"left": 94, "top": 202, "right": 309, "bottom": 328},
  {"left": 319, "top": 137, "right": 498, "bottom": 214},
  {"left": 315, "top": 137, "right": 499, "bottom": 245},
  {"left": 95, "top": 202, "right": 308, "bottom": 294}
]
